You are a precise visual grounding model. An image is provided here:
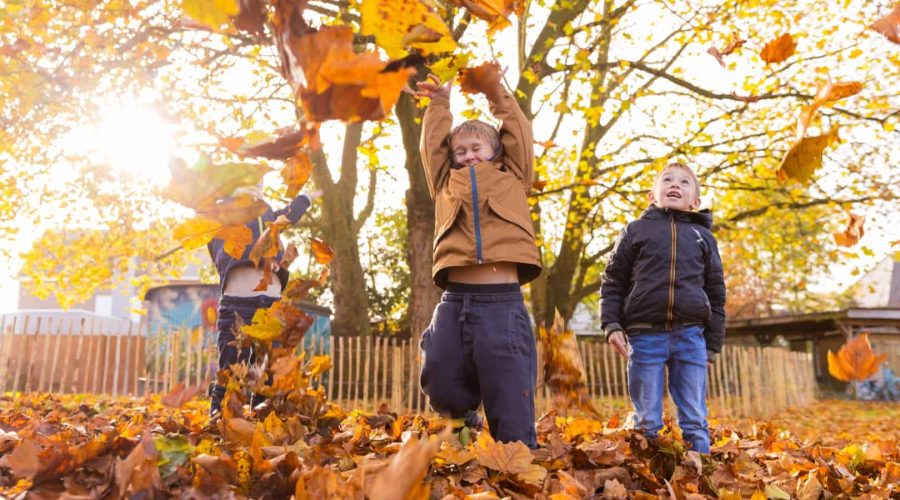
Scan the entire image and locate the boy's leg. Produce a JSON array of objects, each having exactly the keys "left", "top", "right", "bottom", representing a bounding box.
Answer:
[
  {"left": 666, "top": 326, "right": 710, "bottom": 453},
  {"left": 627, "top": 333, "right": 668, "bottom": 439},
  {"left": 210, "top": 299, "right": 238, "bottom": 416},
  {"left": 420, "top": 298, "right": 481, "bottom": 421},
  {"left": 472, "top": 294, "right": 537, "bottom": 448}
]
